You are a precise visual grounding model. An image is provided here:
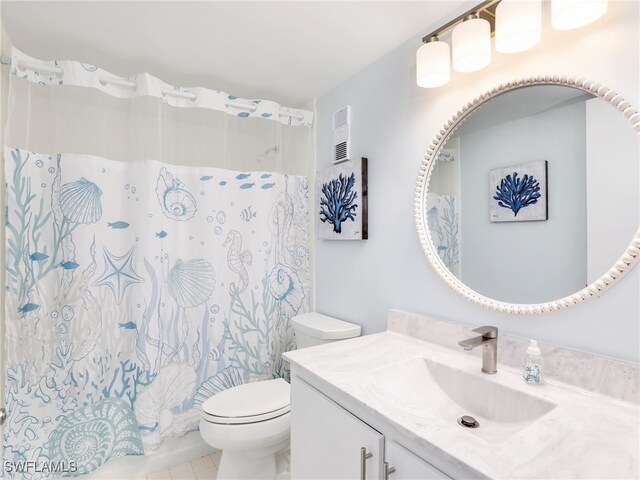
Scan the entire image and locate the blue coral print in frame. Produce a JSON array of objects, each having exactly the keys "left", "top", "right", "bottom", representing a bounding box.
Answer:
[
  {"left": 317, "top": 158, "right": 368, "bottom": 240},
  {"left": 489, "top": 161, "right": 548, "bottom": 222}
]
